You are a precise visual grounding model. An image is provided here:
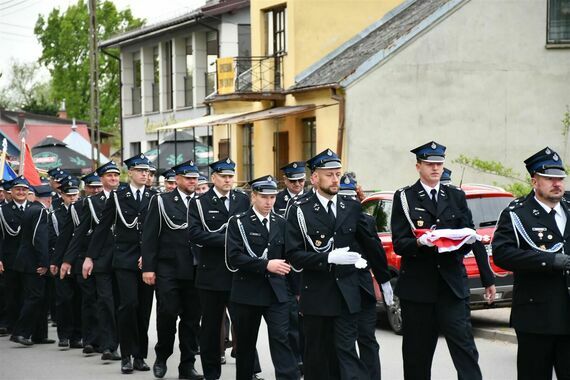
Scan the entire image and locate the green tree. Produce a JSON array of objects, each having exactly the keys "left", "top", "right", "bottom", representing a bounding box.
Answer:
[
  {"left": 34, "top": 0, "right": 144, "bottom": 132},
  {"left": 0, "top": 60, "right": 58, "bottom": 115},
  {"left": 453, "top": 155, "right": 532, "bottom": 197}
]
